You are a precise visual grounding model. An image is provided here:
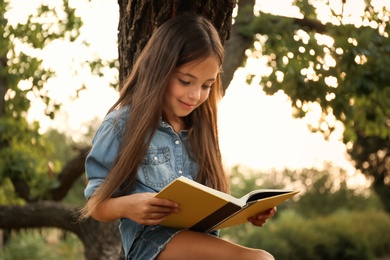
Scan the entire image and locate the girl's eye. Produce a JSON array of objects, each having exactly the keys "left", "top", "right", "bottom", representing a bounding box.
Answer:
[
  {"left": 202, "top": 84, "right": 212, "bottom": 90},
  {"left": 179, "top": 79, "right": 190, "bottom": 86}
]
